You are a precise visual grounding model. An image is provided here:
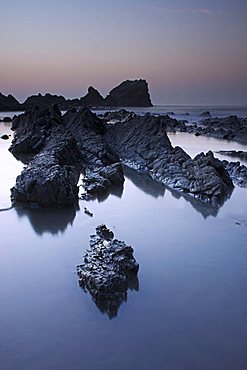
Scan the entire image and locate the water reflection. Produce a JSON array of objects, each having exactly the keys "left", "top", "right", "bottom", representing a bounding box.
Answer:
[
  {"left": 123, "top": 165, "right": 166, "bottom": 198},
  {"left": 80, "top": 275, "right": 139, "bottom": 320},
  {"left": 124, "top": 165, "right": 233, "bottom": 218},
  {"left": 15, "top": 206, "right": 78, "bottom": 235},
  {"left": 80, "top": 183, "right": 124, "bottom": 203}
]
